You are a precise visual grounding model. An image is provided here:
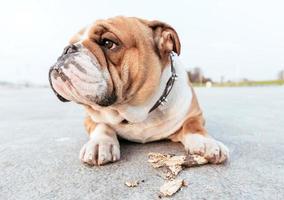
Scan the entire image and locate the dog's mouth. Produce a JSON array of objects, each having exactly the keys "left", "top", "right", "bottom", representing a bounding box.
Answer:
[
  {"left": 48, "top": 66, "right": 71, "bottom": 102},
  {"left": 48, "top": 44, "right": 116, "bottom": 106}
]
